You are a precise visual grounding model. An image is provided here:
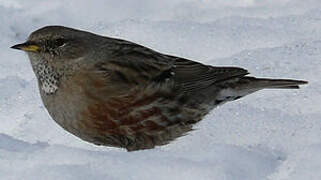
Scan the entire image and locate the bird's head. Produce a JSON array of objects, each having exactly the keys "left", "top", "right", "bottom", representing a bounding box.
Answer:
[
  {"left": 11, "top": 26, "right": 100, "bottom": 66},
  {"left": 11, "top": 26, "right": 108, "bottom": 95}
]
